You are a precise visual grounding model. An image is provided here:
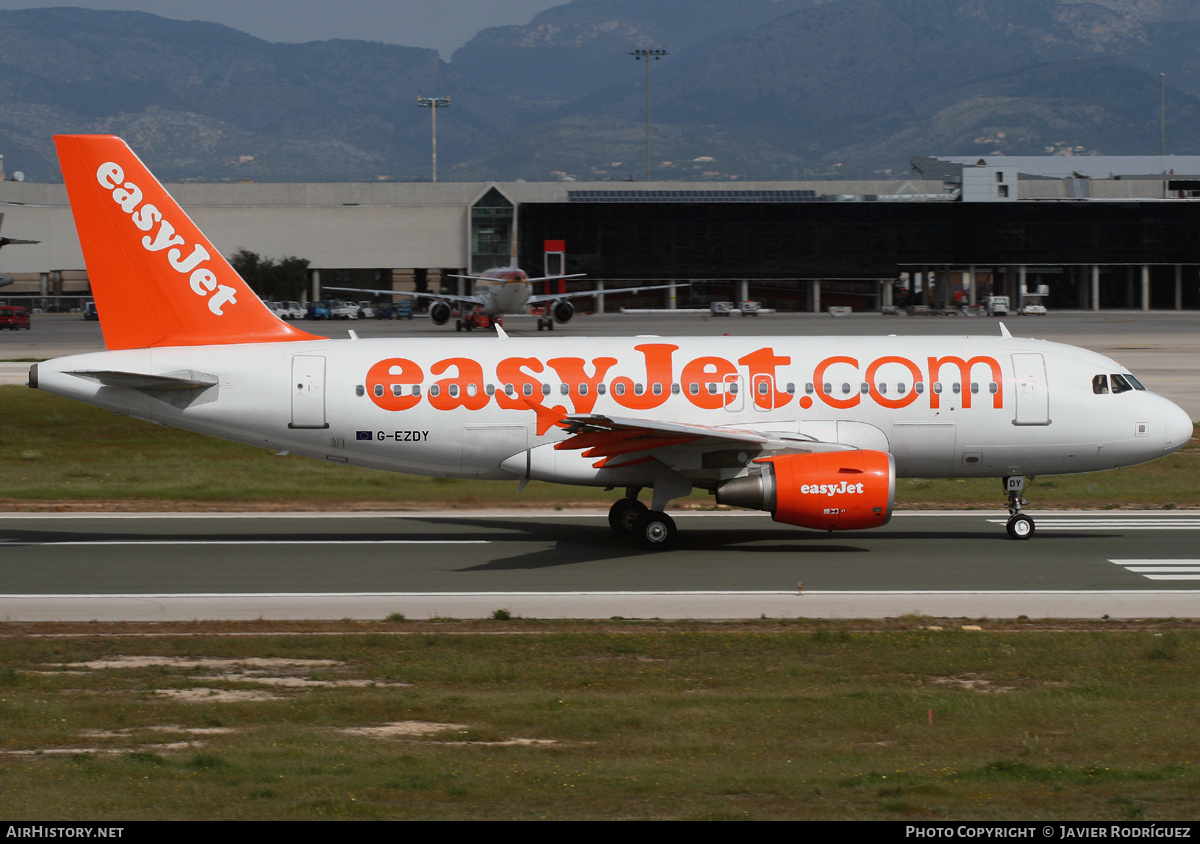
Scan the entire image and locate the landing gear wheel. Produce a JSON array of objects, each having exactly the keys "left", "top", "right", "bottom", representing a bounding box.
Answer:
[
  {"left": 608, "top": 498, "right": 647, "bottom": 535},
  {"left": 1006, "top": 514, "right": 1035, "bottom": 540},
  {"left": 634, "top": 510, "right": 677, "bottom": 551},
  {"left": 455, "top": 319, "right": 463, "bottom": 332}
]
